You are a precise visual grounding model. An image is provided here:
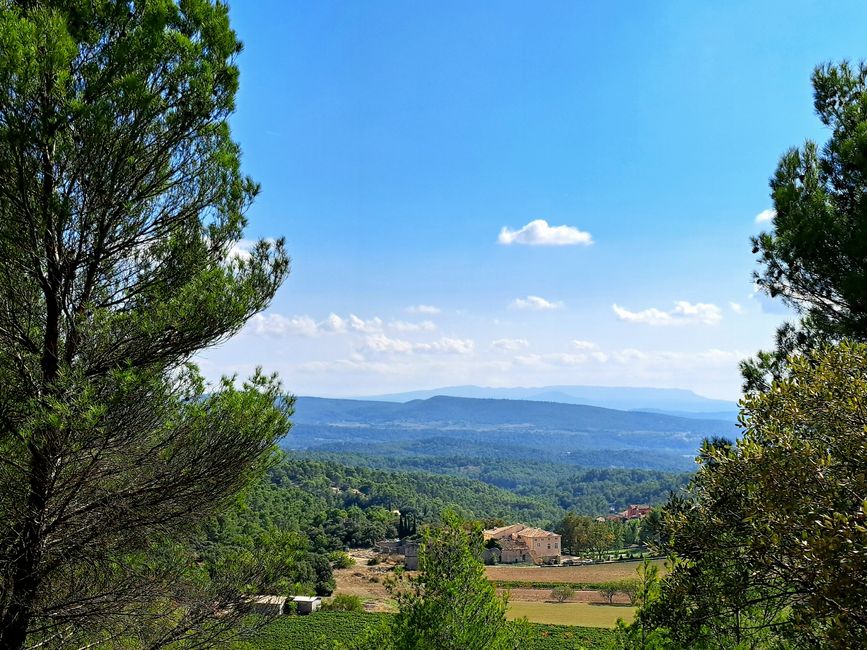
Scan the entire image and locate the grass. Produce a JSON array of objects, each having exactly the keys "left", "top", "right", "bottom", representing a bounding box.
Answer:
[
  {"left": 487, "top": 559, "right": 666, "bottom": 586},
  {"left": 234, "top": 611, "right": 617, "bottom": 649},
  {"left": 508, "top": 601, "right": 635, "bottom": 628}
]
